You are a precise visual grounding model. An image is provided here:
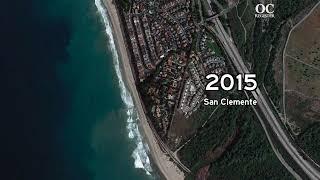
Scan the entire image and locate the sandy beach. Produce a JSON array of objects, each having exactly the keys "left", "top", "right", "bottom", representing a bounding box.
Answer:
[{"left": 102, "top": 0, "right": 185, "bottom": 179}]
